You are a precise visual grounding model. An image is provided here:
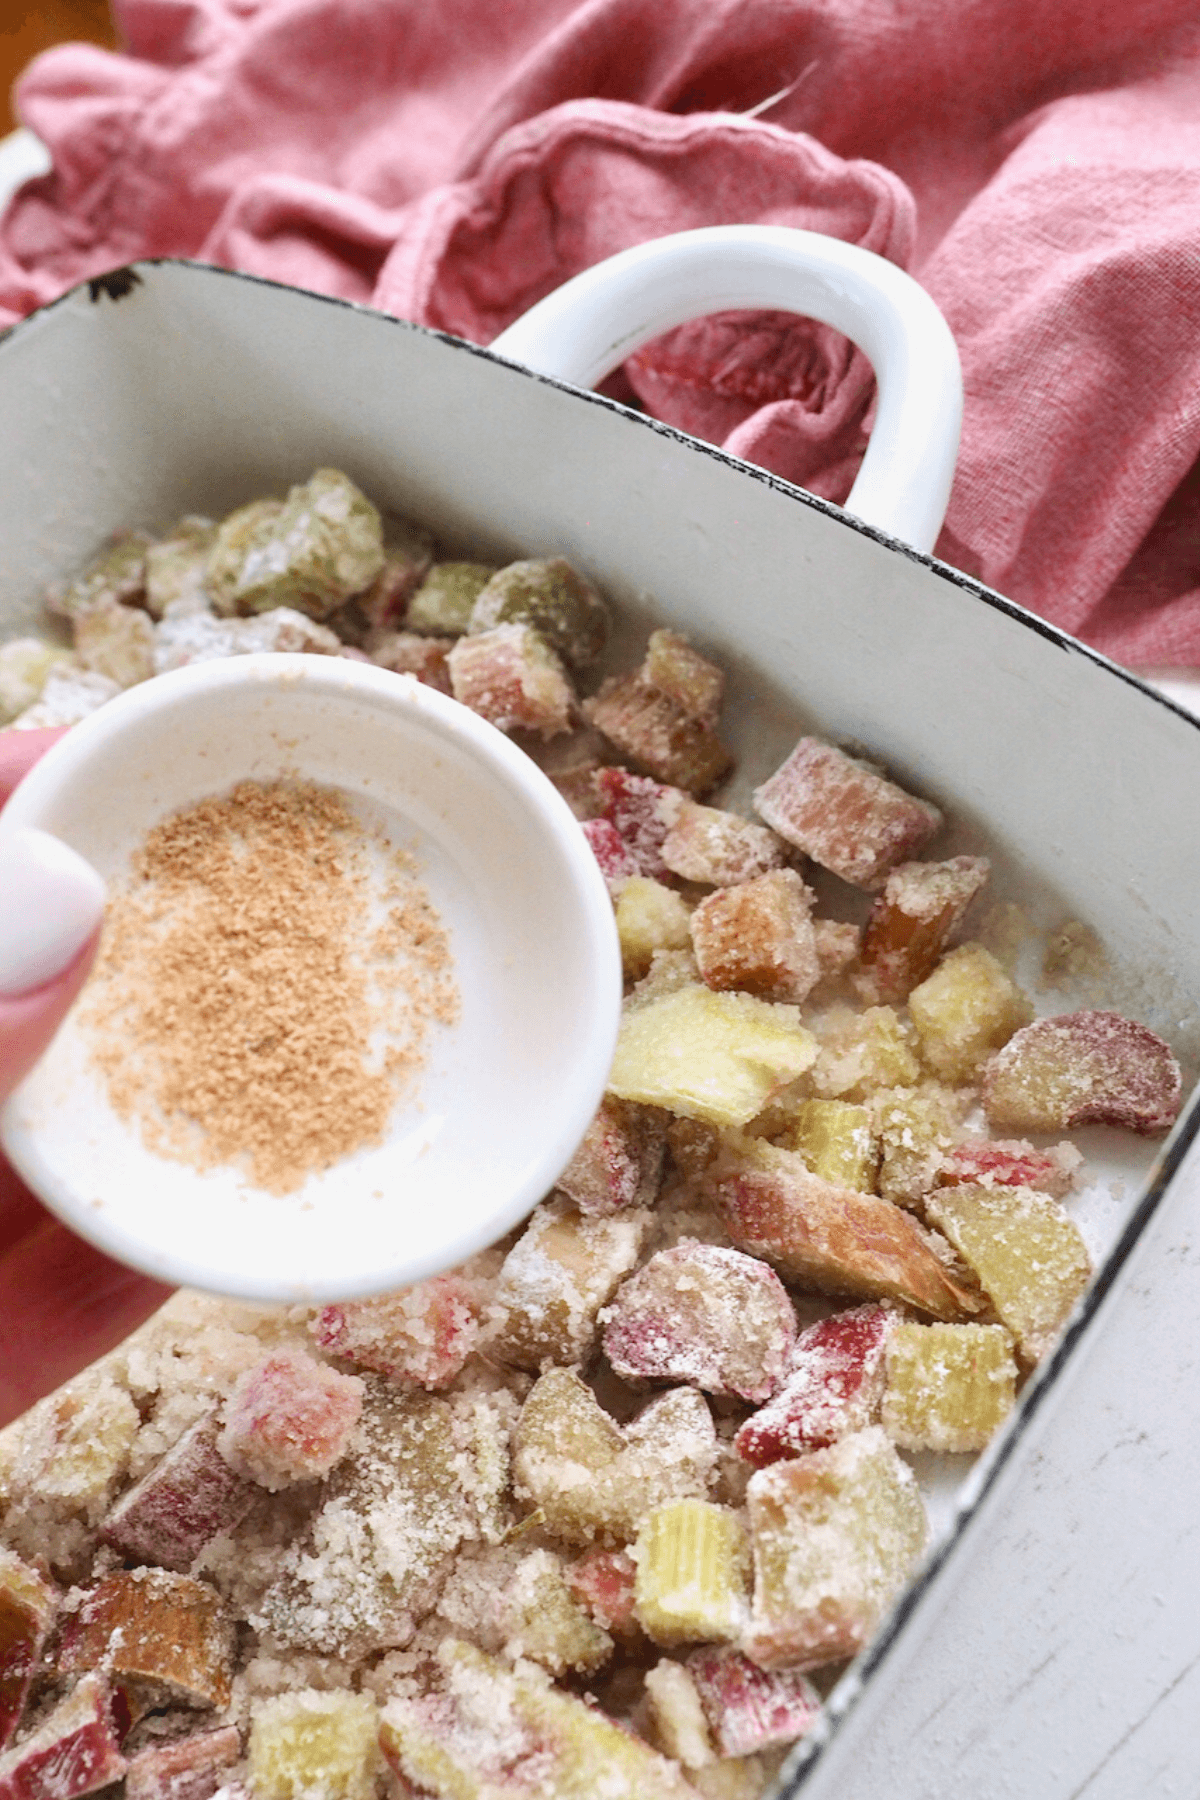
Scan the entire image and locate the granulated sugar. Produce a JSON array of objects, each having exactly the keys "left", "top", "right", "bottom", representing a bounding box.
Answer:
[{"left": 83, "top": 779, "right": 458, "bottom": 1193}]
